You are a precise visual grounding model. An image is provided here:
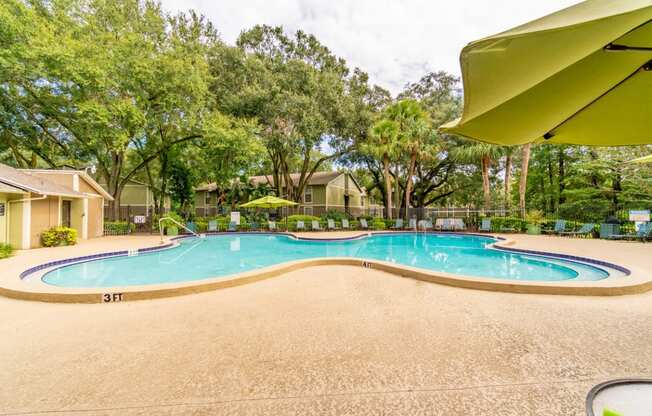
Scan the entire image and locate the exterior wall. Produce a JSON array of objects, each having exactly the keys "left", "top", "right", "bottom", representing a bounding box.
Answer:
[
  {"left": 0, "top": 194, "right": 8, "bottom": 245},
  {"left": 8, "top": 197, "right": 24, "bottom": 248},
  {"left": 87, "top": 197, "right": 103, "bottom": 238},
  {"left": 29, "top": 196, "right": 61, "bottom": 248},
  {"left": 195, "top": 190, "right": 219, "bottom": 217},
  {"left": 115, "top": 184, "right": 150, "bottom": 206},
  {"left": 70, "top": 198, "right": 84, "bottom": 241},
  {"left": 310, "top": 186, "right": 326, "bottom": 205}
]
